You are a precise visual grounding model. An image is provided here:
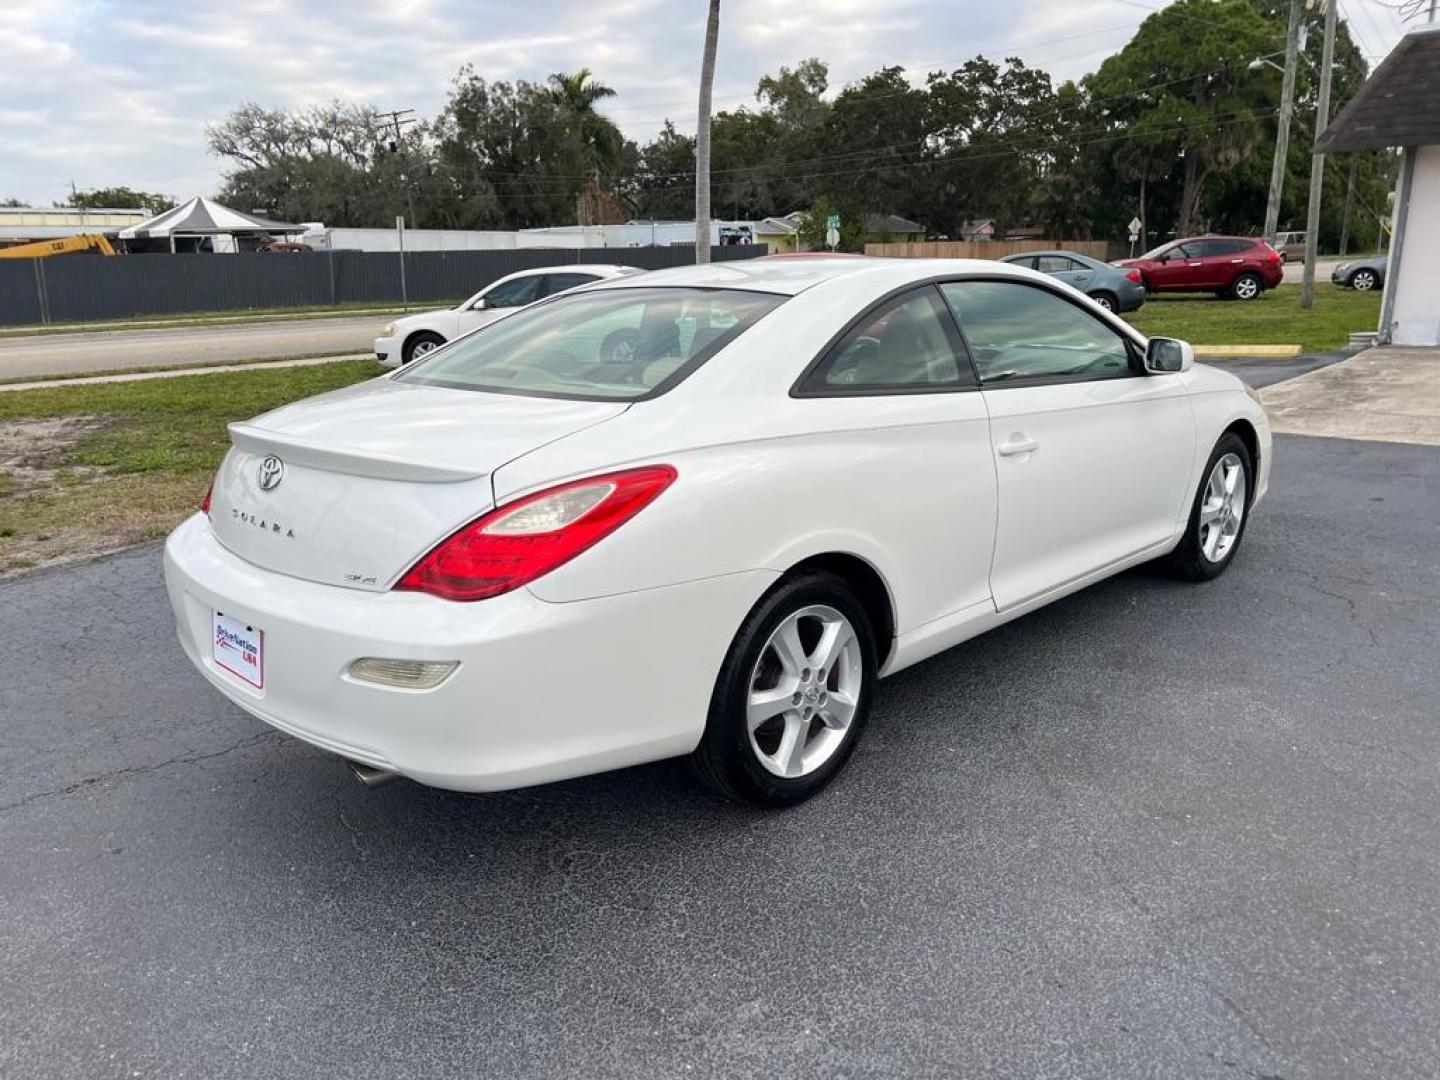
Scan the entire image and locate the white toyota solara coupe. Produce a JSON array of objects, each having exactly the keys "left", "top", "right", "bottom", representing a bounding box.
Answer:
[{"left": 165, "top": 256, "right": 1271, "bottom": 807}]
